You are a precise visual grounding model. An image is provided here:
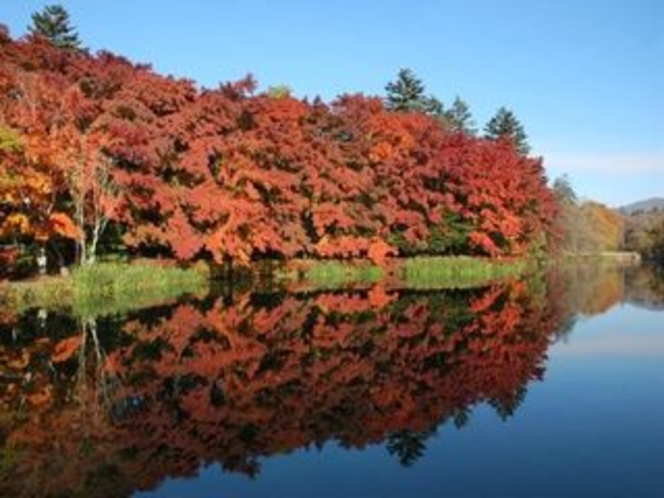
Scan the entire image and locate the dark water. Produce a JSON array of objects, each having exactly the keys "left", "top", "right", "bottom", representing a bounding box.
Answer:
[{"left": 1, "top": 265, "right": 662, "bottom": 498}]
